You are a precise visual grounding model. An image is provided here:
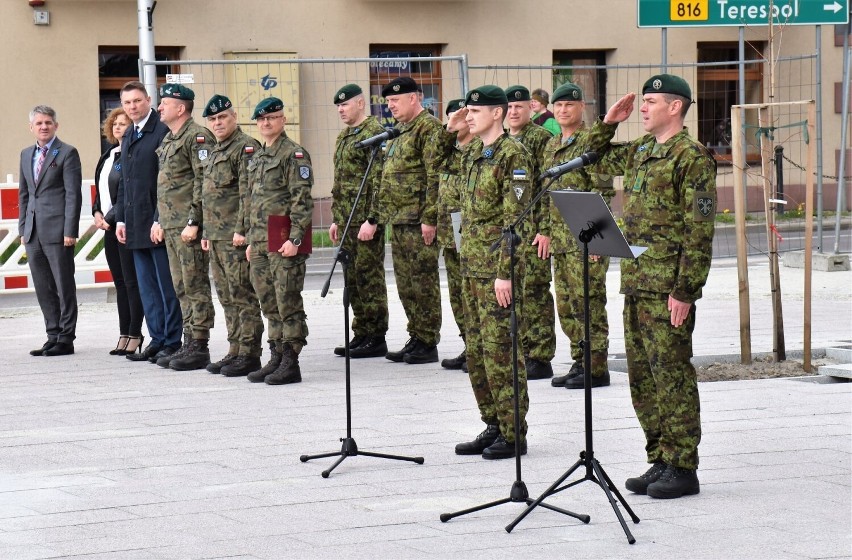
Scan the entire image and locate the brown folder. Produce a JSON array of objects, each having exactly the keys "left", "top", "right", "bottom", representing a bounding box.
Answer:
[{"left": 267, "top": 214, "right": 312, "bottom": 254}]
